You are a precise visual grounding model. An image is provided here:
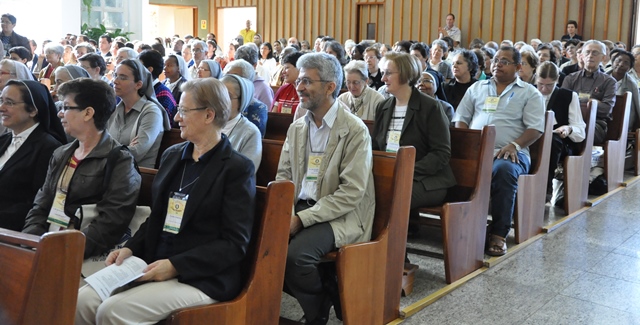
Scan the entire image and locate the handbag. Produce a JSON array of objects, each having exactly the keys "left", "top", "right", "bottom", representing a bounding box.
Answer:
[{"left": 77, "top": 145, "right": 151, "bottom": 277}]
